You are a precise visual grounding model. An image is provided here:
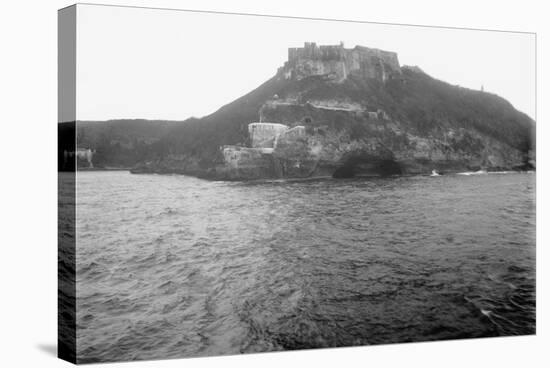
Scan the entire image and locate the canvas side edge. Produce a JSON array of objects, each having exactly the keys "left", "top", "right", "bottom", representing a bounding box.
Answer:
[{"left": 58, "top": 4, "right": 77, "bottom": 364}]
